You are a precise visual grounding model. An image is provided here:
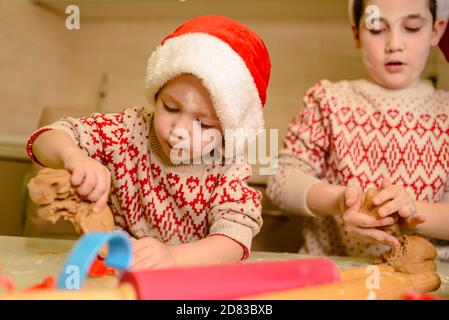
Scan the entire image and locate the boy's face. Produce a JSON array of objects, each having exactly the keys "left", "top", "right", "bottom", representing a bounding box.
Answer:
[
  {"left": 354, "top": 0, "right": 446, "bottom": 89},
  {"left": 153, "top": 74, "right": 223, "bottom": 163}
]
